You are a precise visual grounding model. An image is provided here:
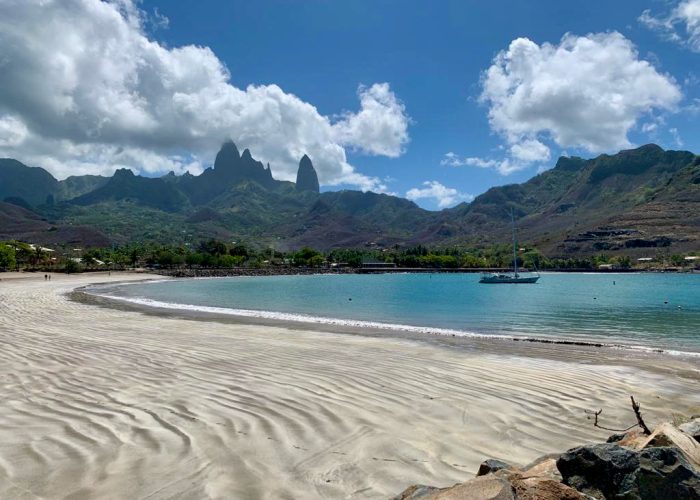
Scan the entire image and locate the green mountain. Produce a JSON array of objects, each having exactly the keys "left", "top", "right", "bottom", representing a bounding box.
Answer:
[
  {"left": 442, "top": 144, "right": 699, "bottom": 255},
  {"left": 0, "top": 158, "right": 58, "bottom": 207},
  {"left": 0, "top": 201, "right": 109, "bottom": 247},
  {"left": 0, "top": 143, "right": 697, "bottom": 255},
  {"left": 73, "top": 168, "right": 190, "bottom": 212}
]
